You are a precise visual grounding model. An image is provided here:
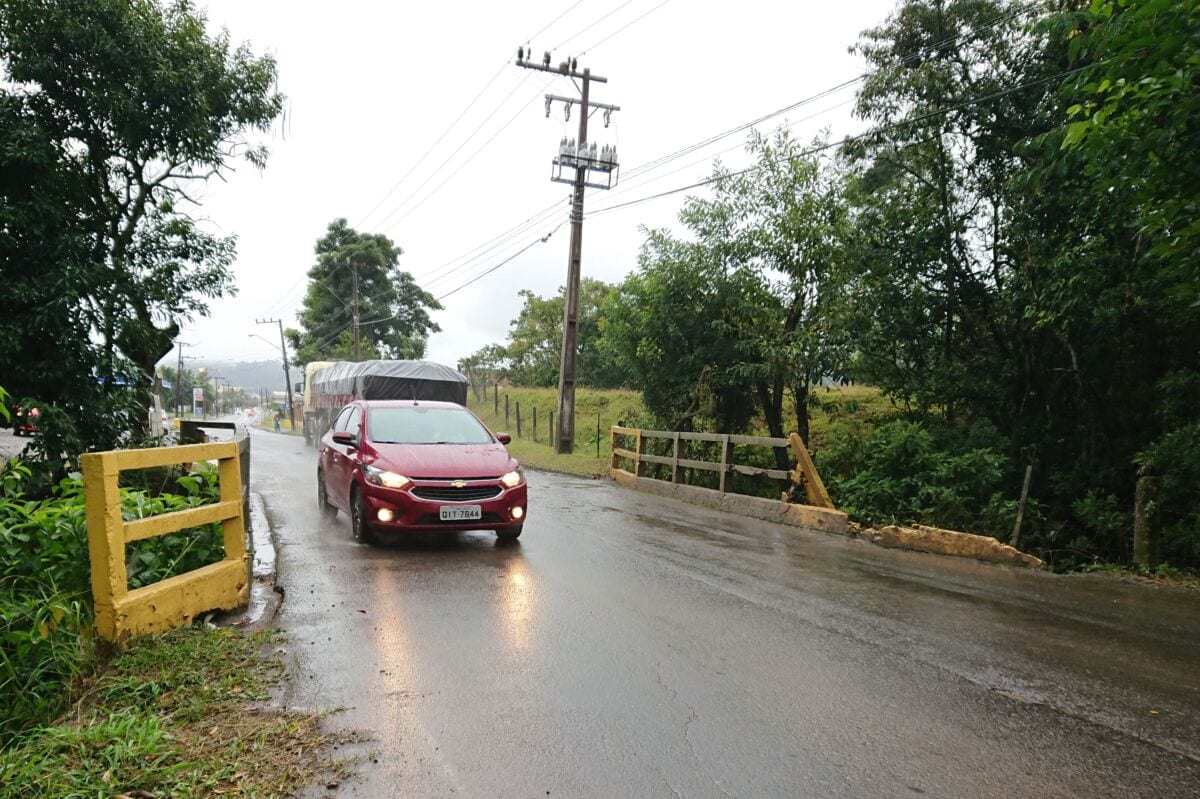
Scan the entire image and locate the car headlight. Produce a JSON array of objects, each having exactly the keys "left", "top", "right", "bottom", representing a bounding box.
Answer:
[
  {"left": 500, "top": 470, "right": 523, "bottom": 488},
  {"left": 363, "top": 463, "right": 411, "bottom": 489}
]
